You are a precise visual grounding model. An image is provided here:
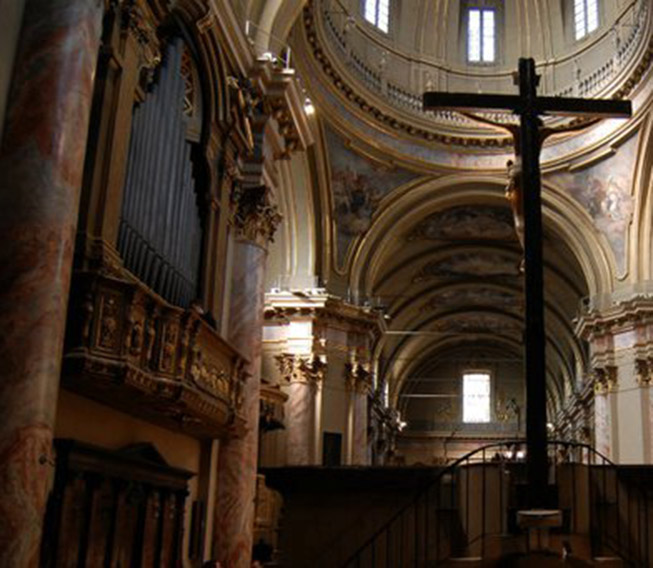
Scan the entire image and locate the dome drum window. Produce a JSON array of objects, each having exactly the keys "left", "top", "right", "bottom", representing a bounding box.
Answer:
[
  {"left": 467, "top": 6, "right": 496, "bottom": 63},
  {"left": 575, "top": 0, "right": 599, "bottom": 40},
  {"left": 363, "top": 0, "right": 390, "bottom": 33}
]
